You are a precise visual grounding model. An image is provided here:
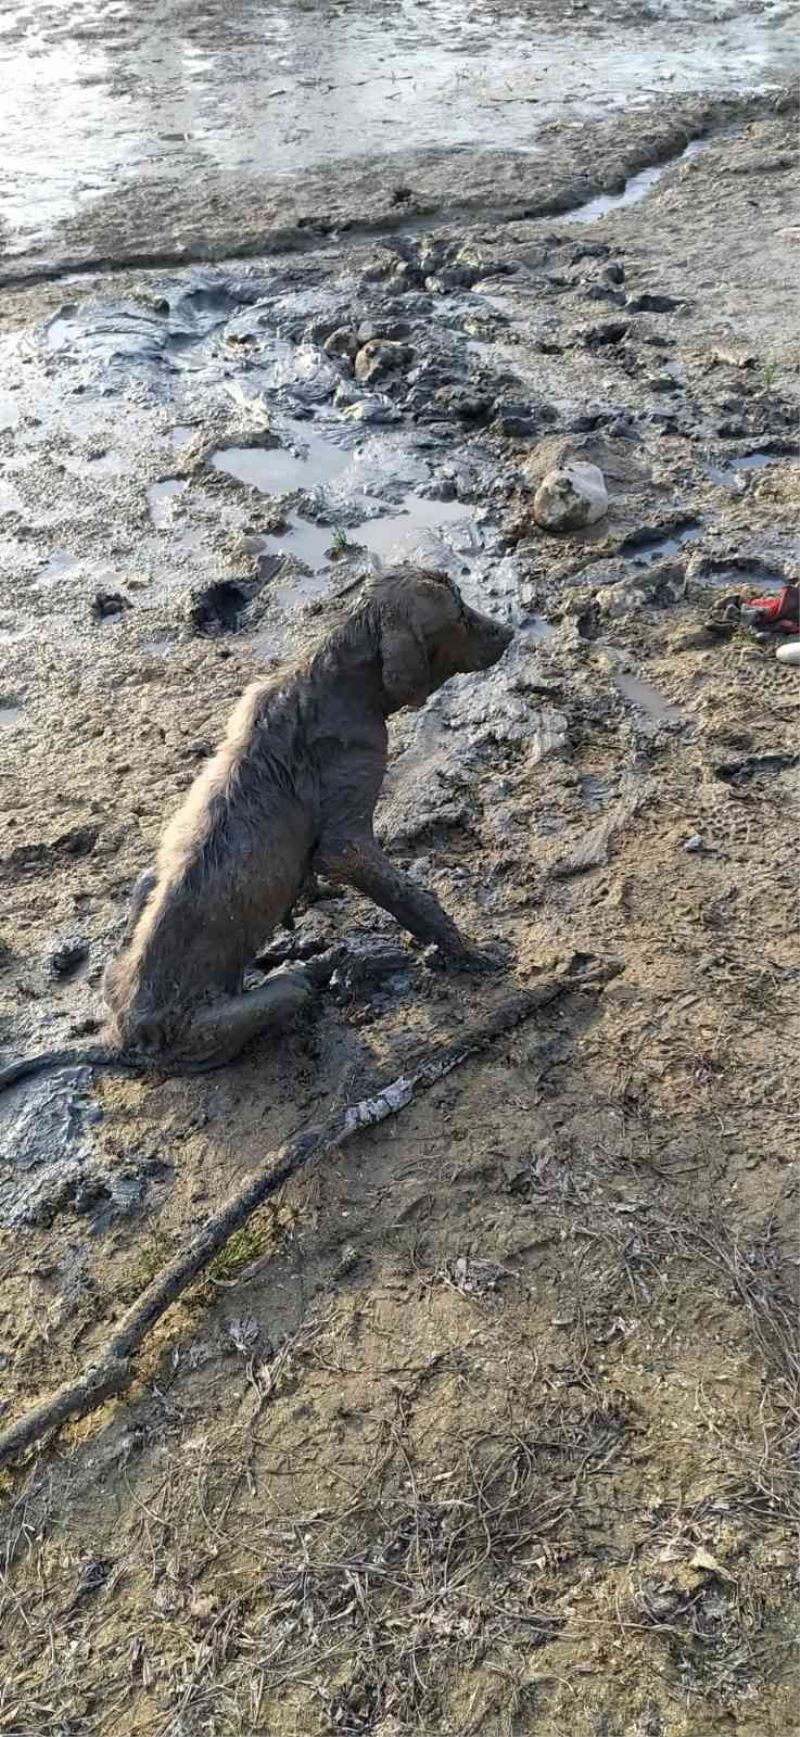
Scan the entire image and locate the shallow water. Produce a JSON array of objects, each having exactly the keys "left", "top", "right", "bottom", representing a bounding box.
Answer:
[
  {"left": 704, "top": 449, "right": 786, "bottom": 490},
  {"left": 603, "top": 642, "right": 682, "bottom": 723},
  {"left": 614, "top": 668, "right": 682, "bottom": 722},
  {"left": 36, "top": 550, "right": 80, "bottom": 588},
  {"left": 212, "top": 435, "right": 349, "bottom": 495},
  {"left": 0, "top": 0, "right": 794, "bottom": 255},
  {"left": 63, "top": 449, "right": 126, "bottom": 478},
  {"left": 622, "top": 521, "right": 703, "bottom": 568},
  {"left": 731, "top": 450, "right": 783, "bottom": 472},
  {"left": 272, "top": 495, "right": 478, "bottom": 608},
  {"left": 148, "top": 477, "right": 189, "bottom": 525},
  {"left": 567, "top": 136, "right": 709, "bottom": 222}
]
